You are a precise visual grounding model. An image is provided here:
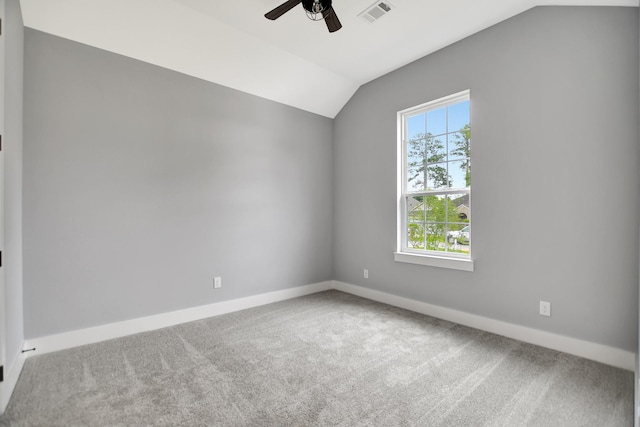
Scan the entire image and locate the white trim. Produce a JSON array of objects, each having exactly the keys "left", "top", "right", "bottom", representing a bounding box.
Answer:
[
  {"left": 19, "top": 279, "right": 634, "bottom": 374},
  {"left": 394, "top": 251, "right": 474, "bottom": 271},
  {"left": 25, "top": 281, "right": 333, "bottom": 356},
  {"left": 333, "top": 281, "right": 635, "bottom": 371},
  {"left": 397, "top": 90, "right": 472, "bottom": 266},
  {"left": 398, "top": 90, "right": 470, "bottom": 116},
  {"left": 1, "top": 349, "right": 26, "bottom": 414}
]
